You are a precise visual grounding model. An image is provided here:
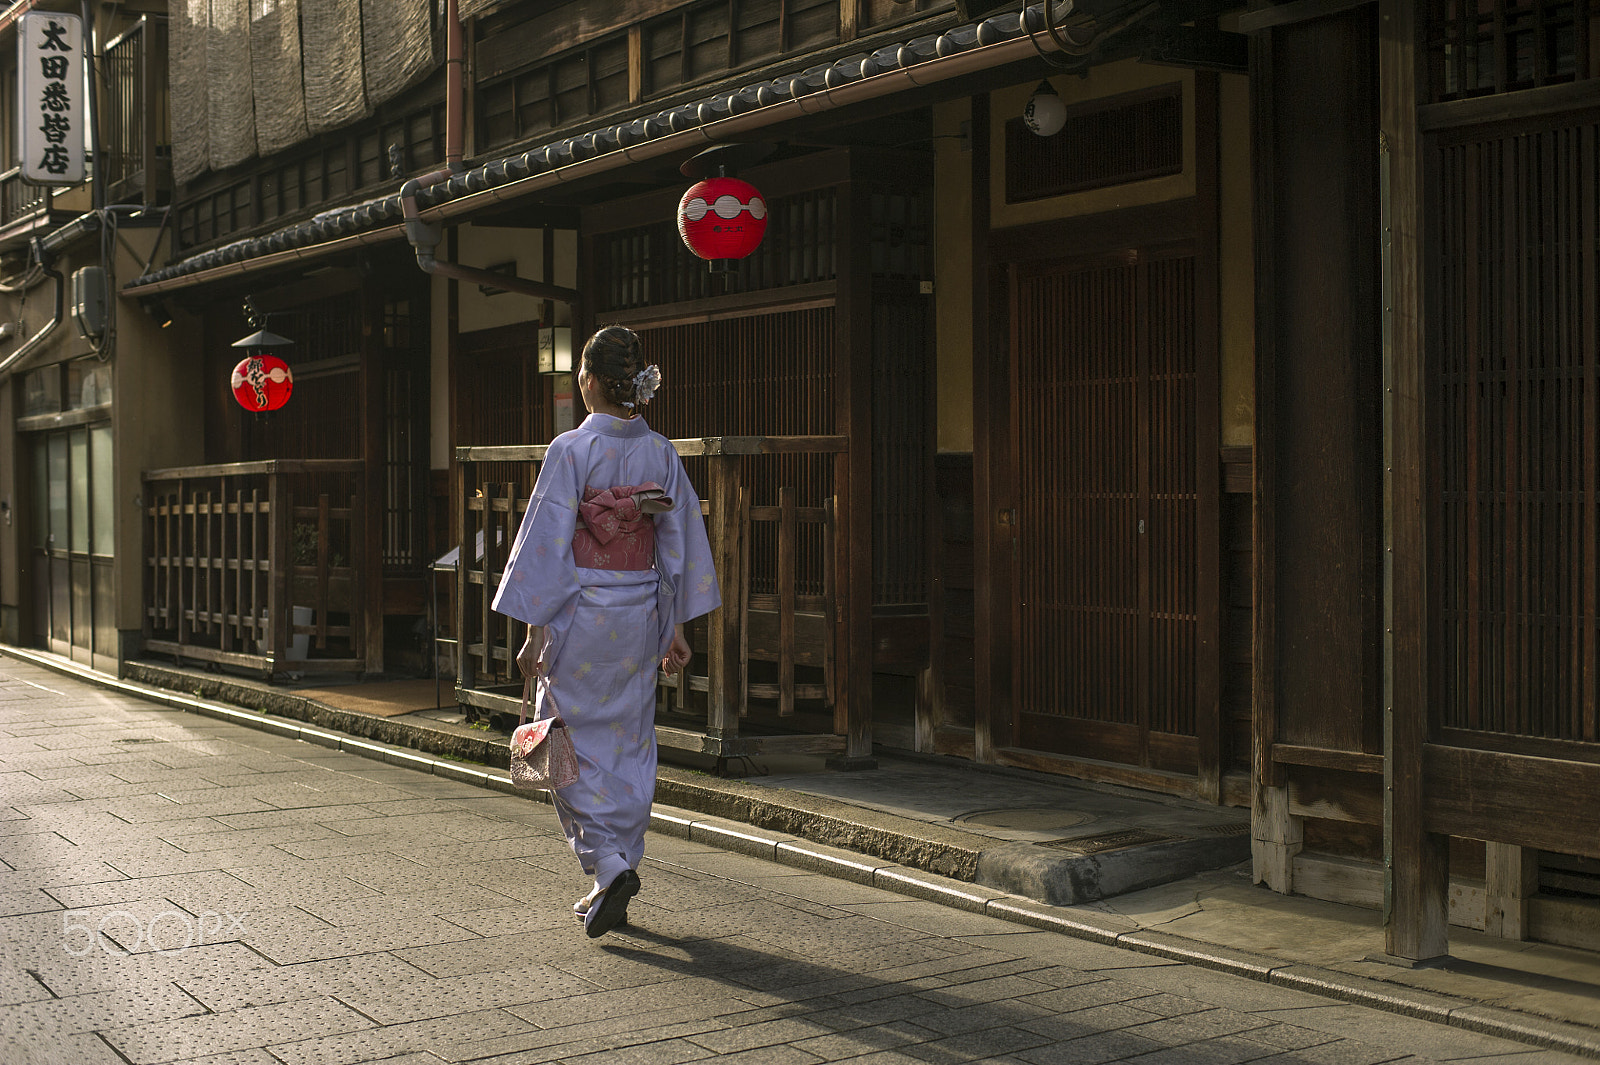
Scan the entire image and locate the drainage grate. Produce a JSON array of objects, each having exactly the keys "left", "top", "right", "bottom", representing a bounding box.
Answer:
[
  {"left": 1040, "top": 829, "right": 1178, "bottom": 854},
  {"left": 1194, "top": 822, "right": 1251, "bottom": 836}
]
